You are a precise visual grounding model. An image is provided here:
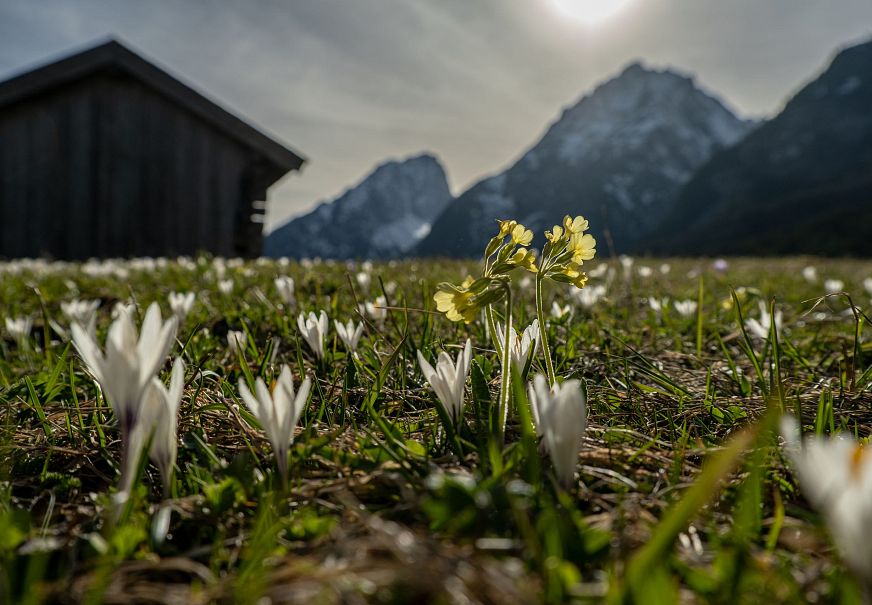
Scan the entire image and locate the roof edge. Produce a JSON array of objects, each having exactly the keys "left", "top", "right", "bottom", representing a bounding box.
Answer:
[{"left": 0, "top": 38, "right": 305, "bottom": 174}]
